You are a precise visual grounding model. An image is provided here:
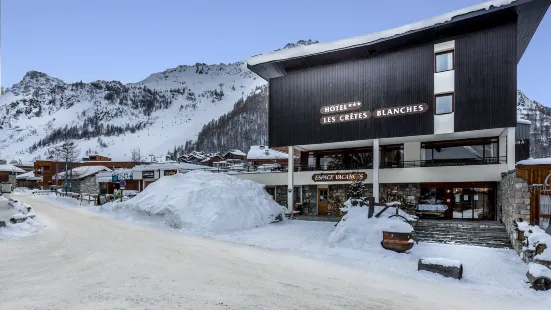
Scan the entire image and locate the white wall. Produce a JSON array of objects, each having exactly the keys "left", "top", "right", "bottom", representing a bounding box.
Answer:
[
  {"left": 403, "top": 142, "right": 421, "bottom": 162},
  {"left": 434, "top": 113, "right": 455, "bottom": 134},
  {"left": 234, "top": 164, "right": 507, "bottom": 185},
  {"left": 434, "top": 70, "right": 454, "bottom": 94}
]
